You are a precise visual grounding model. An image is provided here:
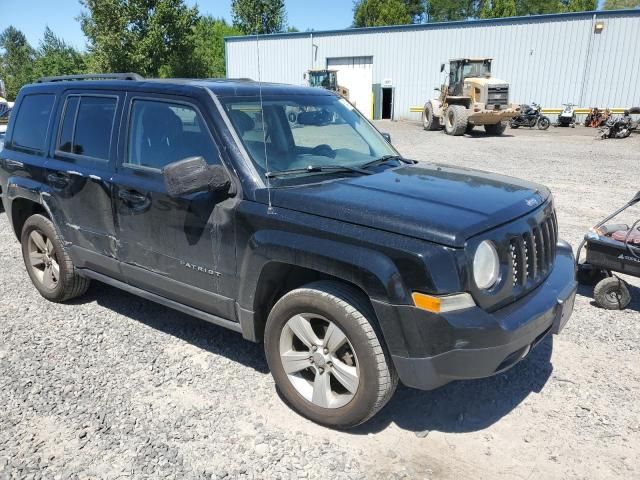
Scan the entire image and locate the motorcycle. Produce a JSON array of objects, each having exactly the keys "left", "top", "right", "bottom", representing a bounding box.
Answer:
[
  {"left": 509, "top": 103, "right": 550, "bottom": 130},
  {"left": 555, "top": 103, "right": 577, "bottom": 127},
  {"left": 599, "top": 108, "right": 639, "bottom": 139}
]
